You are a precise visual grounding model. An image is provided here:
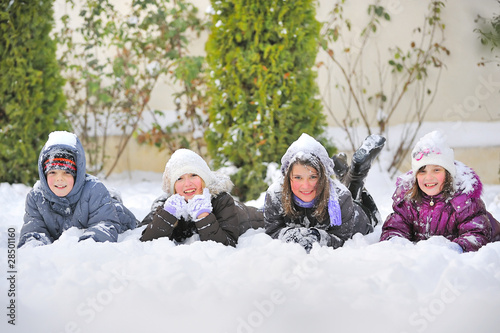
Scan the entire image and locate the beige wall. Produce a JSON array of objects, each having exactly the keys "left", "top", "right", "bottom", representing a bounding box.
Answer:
[
  {"left": 54, "top": 0, "right": 500, "bottom": 184},
  {"left": 454, "top": 147, "right": 500, "bottom": 185},
  {"left": 315, "top": 0, "right": 500, "bottom": 126},
  {"left": 104, "top": 136, "right": 171, "bottom": 174},
  {"left": 55, "top": 0, "right": 500, "bottom": 125},
  {"left": 106, "top": 133, "right": 499, "bottom": 185}
]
